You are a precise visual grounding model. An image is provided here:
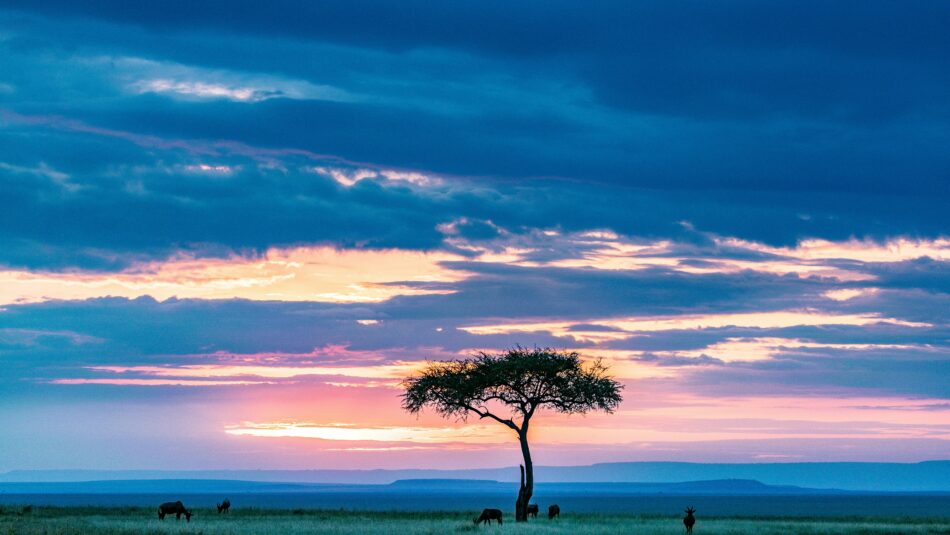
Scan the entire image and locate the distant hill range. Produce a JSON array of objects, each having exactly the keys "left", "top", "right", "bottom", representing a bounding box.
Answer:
[
  {"left": 386, "top": 478, "right": 860, "bottom": 495},
  {"left": 2, "top": 461, "right": 948, "bottom": 492},
  {"left": 0, "top": 478, "right": 884, "bottom": 495}
]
